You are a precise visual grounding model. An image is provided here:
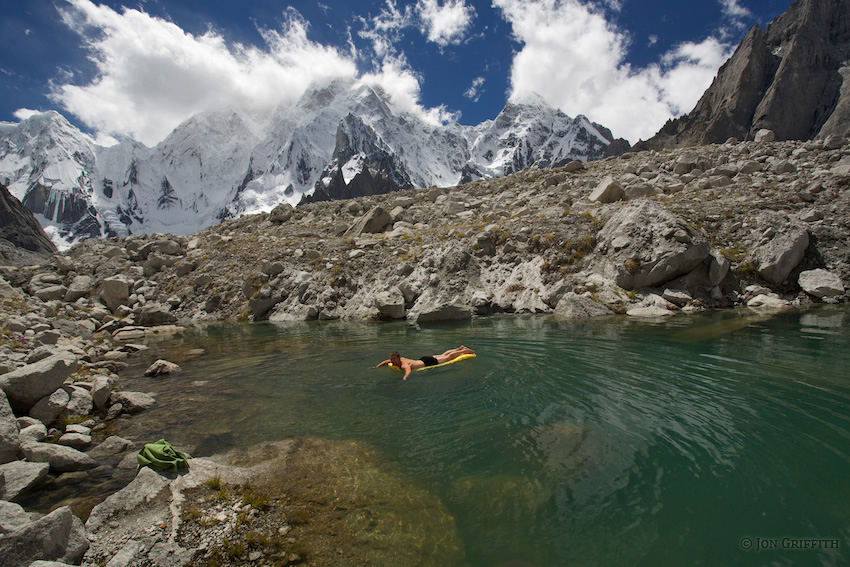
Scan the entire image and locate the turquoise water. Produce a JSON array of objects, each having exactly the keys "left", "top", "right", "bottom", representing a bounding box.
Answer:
[{"left": 111, "top": 307, "right": 850, "bottom": 566}]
